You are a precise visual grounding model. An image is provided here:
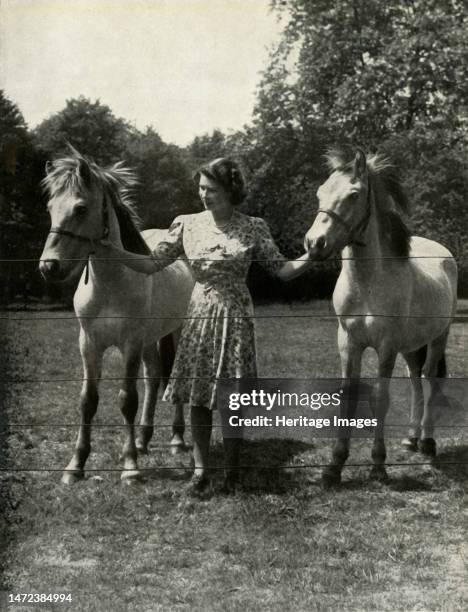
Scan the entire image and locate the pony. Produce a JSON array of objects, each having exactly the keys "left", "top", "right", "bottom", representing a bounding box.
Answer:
[
  {"left": 39, "top": 149, "right": 194, "bottom": 483},
  {"left": 304, "top": 149, "right": 457, "bottom": 487}
]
